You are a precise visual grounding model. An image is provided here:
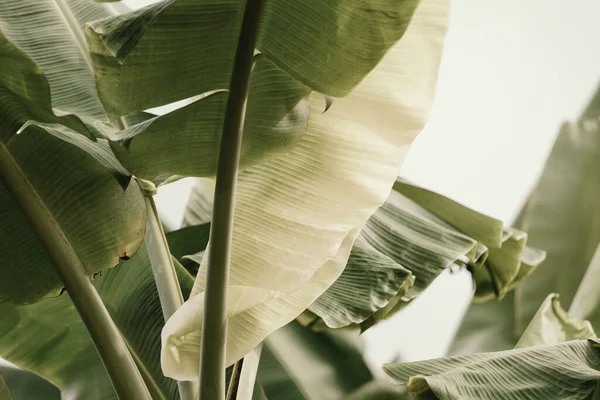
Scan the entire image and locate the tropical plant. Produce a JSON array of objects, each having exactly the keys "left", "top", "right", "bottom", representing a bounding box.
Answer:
[
  {"left": 0, "top": 0, "right": 453, "bottom": 398},
  {"left": 384, "top": 86, "right": 600, "bottom": 399},
  {"left": 0, "top": 0, "right": 594, "bottom": 399}
]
